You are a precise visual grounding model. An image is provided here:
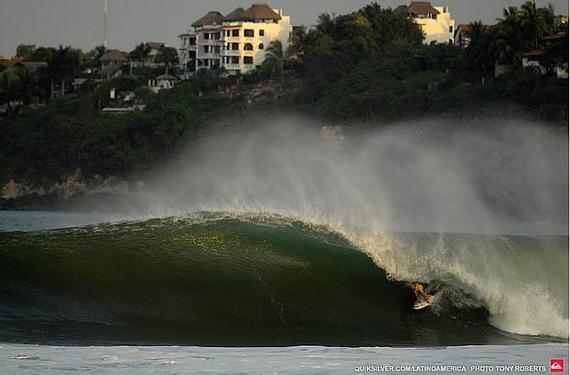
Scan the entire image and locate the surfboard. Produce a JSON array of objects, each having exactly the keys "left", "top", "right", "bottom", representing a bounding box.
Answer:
[{"left": 413, "top": 296, "right": 433, "bottom": 310}]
